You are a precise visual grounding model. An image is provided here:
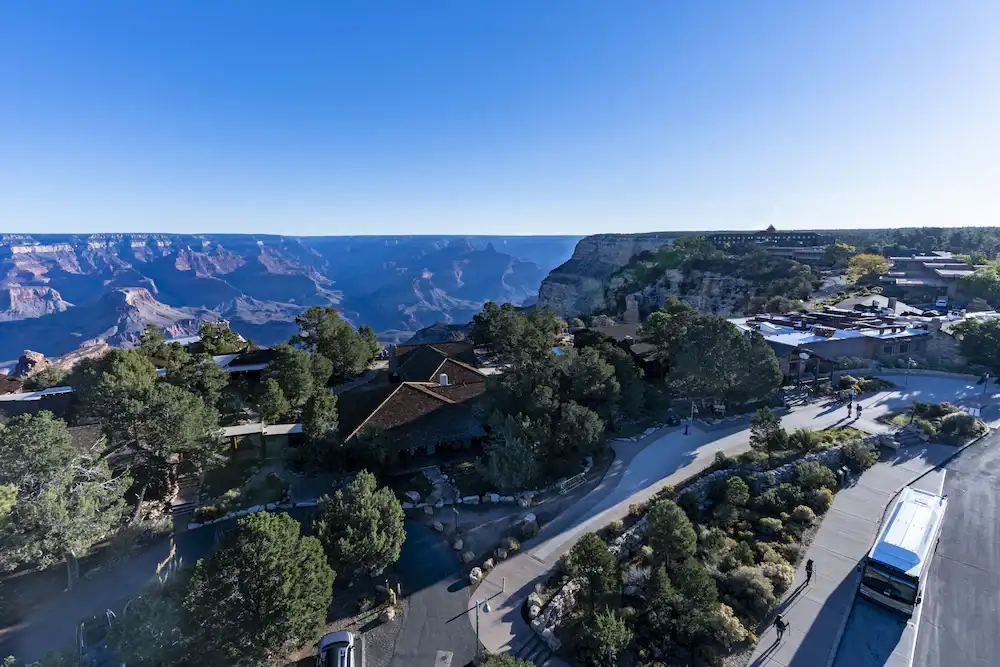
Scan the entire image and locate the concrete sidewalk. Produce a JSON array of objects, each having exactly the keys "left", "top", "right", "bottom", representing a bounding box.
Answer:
[
  {"left": 747, "top": 442, "right": 957, "bottom": 667},
  {"left": 471, "top": 374, "right": 992, "bottom": 661}
]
